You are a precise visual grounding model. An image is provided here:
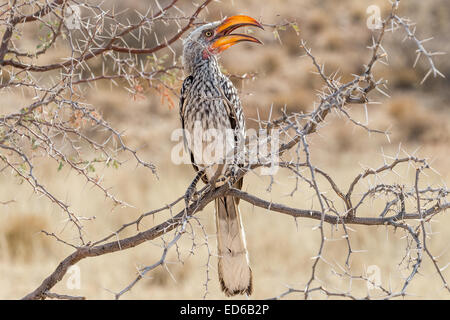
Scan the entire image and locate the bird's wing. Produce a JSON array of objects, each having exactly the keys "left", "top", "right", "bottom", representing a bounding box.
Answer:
[
  {"left": 219, "top": 77, "right": 246, "bottom": 171},
  {"left": 179, "top": 75, "right": 193, "bottom": 152},
  {"left": 218, "top": 77, "right": 241, "bottom": 131},
  {"left": 179, "top": 75, "right": 205, "bottom": 178},
  {"left": 179, "top": 75, "right": 193, "bottom": 131},
  {"left": 218, "top": 86, "right": 238, "bottom": 130}
]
